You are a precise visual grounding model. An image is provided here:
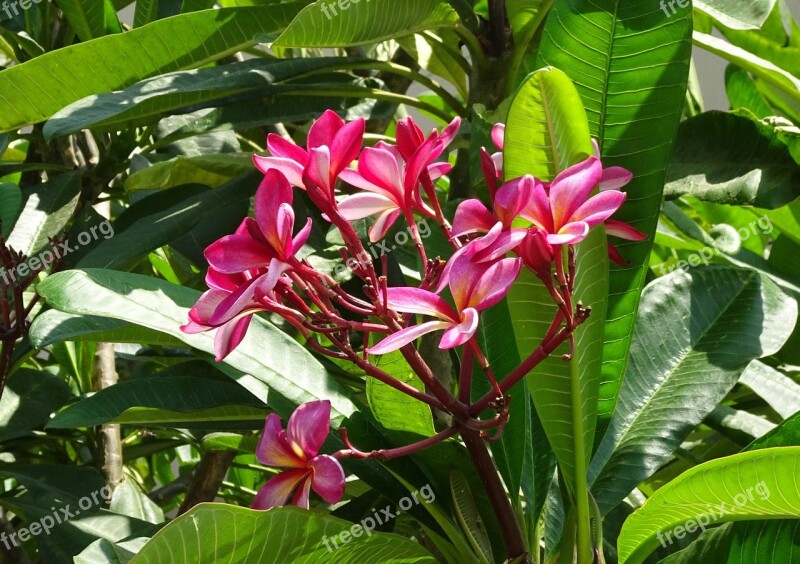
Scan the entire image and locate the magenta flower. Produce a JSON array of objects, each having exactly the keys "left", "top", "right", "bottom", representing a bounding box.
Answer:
[
  {"left": 368, "top": 252, "right": 521, "bottom": 354},
  {"left": 452, "top": 174, "right": 541, "bottom": 236},
  {"left": 480, "top": 123, "right": 505, "bottom": 196},
  {"left": 205, "top": 169, "right": 312, "bottom": 291},
  {"left": 518, "top": 228, "right": 553, "bottom": 280},
  {"left": 253, "top": 110, "right": 365, "bottom": 204},
  {"left": 181, "top": 267, "right": 277, "bottom": 361},
  {"left": 252, "top": 401, "right": 345, "bottom": 510},
  {"left": 521, "top": 156, "right": 627, "bottom": 245}
]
